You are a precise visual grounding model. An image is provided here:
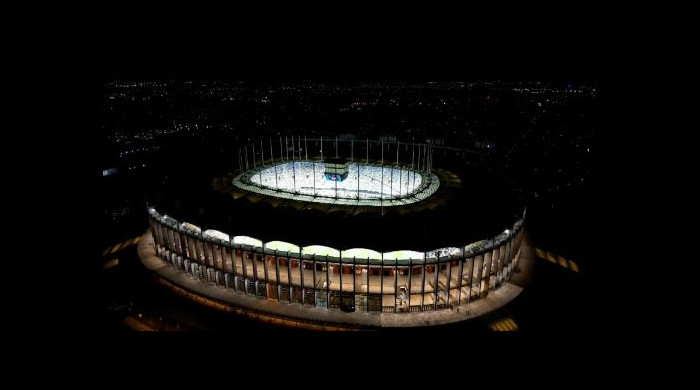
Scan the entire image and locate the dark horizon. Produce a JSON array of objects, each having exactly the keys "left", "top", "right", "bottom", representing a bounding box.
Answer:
[
  {"left": 102, "top": 68, "right": 599, "bottom": 84},
  {"left": 101, "top": 46, "right": 599, "bottom": 84}
]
